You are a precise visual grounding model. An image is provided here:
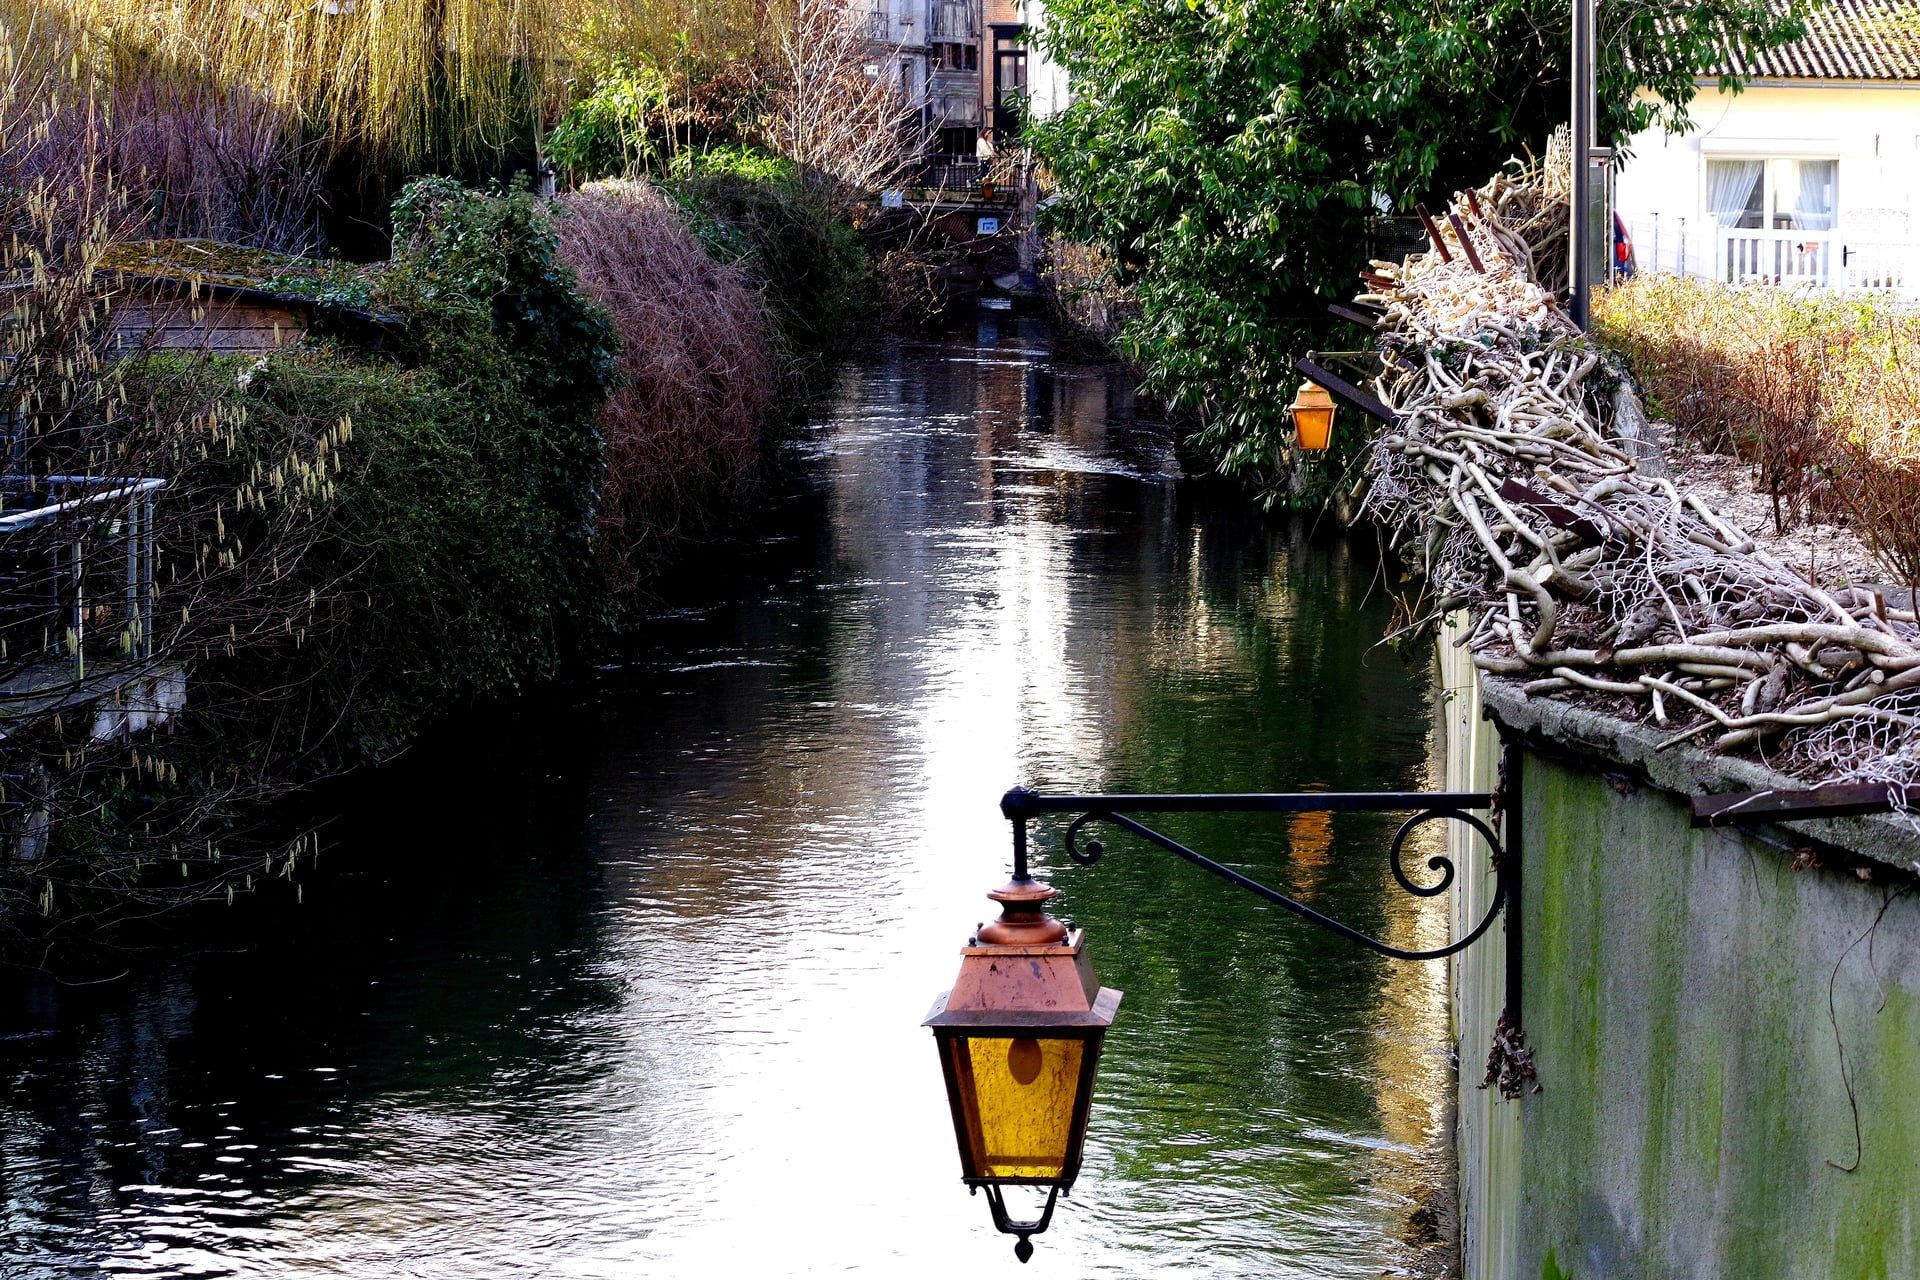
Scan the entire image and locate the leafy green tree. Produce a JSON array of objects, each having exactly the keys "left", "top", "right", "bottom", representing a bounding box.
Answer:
[{"left": 1030, "top": 0, "right": 1806, "bottom": 499}]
